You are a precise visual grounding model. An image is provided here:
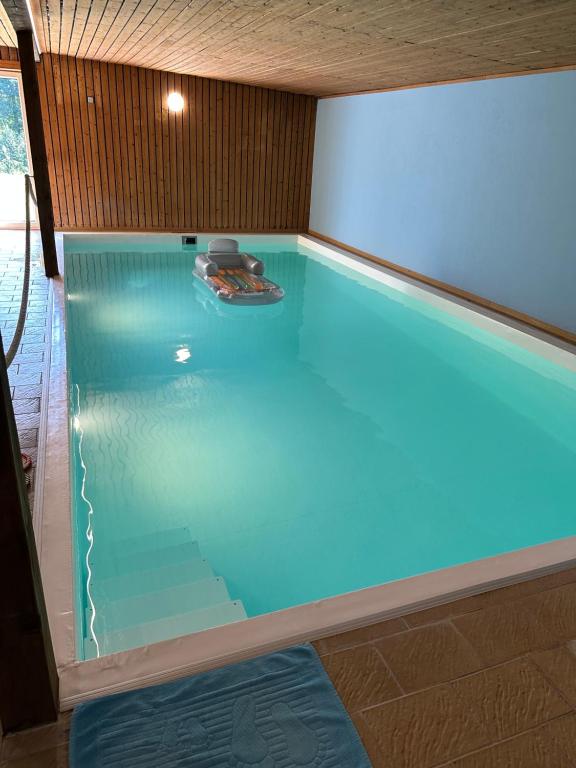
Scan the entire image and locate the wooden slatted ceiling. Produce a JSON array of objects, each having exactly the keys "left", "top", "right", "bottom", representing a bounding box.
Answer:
[
  {"left": 23, "top": 0, "right": 576, "bottom": 96},
  {"left": 0, "top": 3, "right": 16, "bottom": 47},
  {"left": 37, "top": 53, "right": 316, "bottom": 230}
]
